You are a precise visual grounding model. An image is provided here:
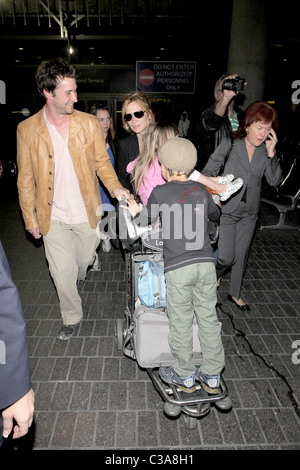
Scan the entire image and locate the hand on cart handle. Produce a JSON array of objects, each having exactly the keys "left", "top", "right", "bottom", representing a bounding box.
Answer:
[
  {"left": 112, "top": 187, "right": 134, "bottom": 202},
  {"left": 121, "top": 197, "right": 144, "bottom": 218}
]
